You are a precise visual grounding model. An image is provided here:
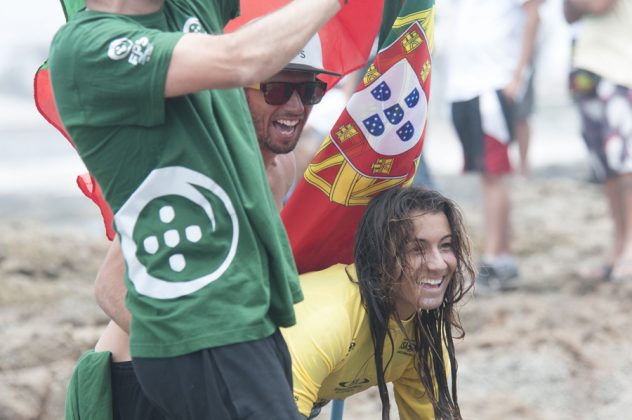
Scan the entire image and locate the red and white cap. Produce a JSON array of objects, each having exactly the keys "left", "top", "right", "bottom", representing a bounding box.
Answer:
[{"left": 284, "top": 34, "right": 341, "bottom": 77}]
